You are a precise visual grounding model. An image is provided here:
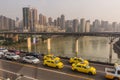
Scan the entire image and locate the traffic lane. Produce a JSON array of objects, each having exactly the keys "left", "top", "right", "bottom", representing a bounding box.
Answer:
[
  {"left": 19, "top": 53, "right": 114, "bottom": 73},
  {"left": 60, "top": 58, "right": 113, "bottom": 72},
  {"left": 90, "top": 63, "right": 113, "bottom": 72},
  {"left": 0, "top": 60, "right": 94, "bottom": 80},
  {"left": 0, "top": 59, "right": 108, "bottom": 80},
  {"left": 61, "top": 65, "right": 106, "bottom": 80},
  {"left": 0, "top": 68, "right": 33, "bottom": 80}
]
